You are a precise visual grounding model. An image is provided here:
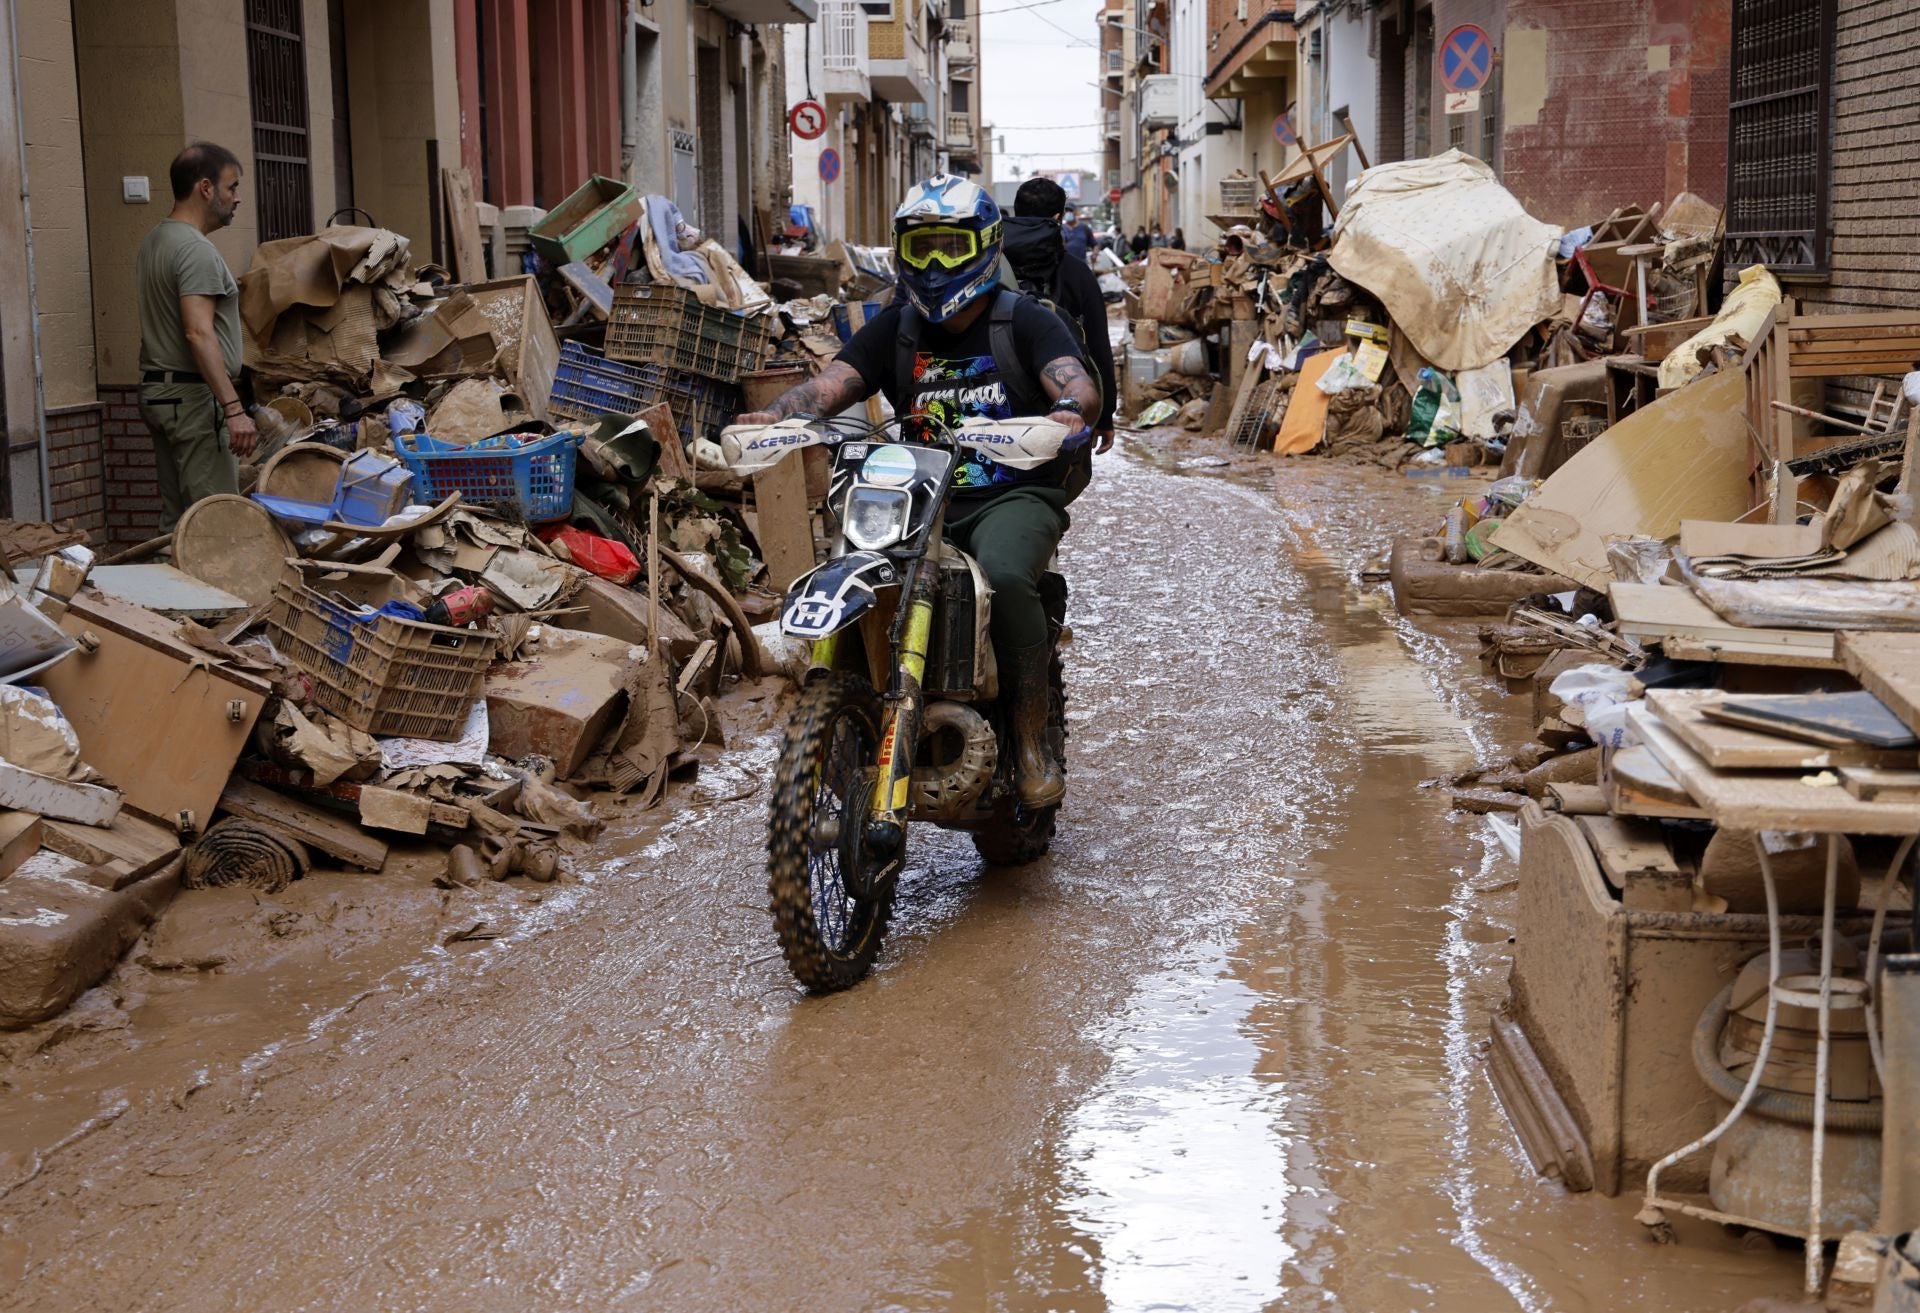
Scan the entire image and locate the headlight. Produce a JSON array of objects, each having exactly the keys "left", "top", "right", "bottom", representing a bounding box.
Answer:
[{"left": 843, "top": 486, "right": 912, "bottom": 551}]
